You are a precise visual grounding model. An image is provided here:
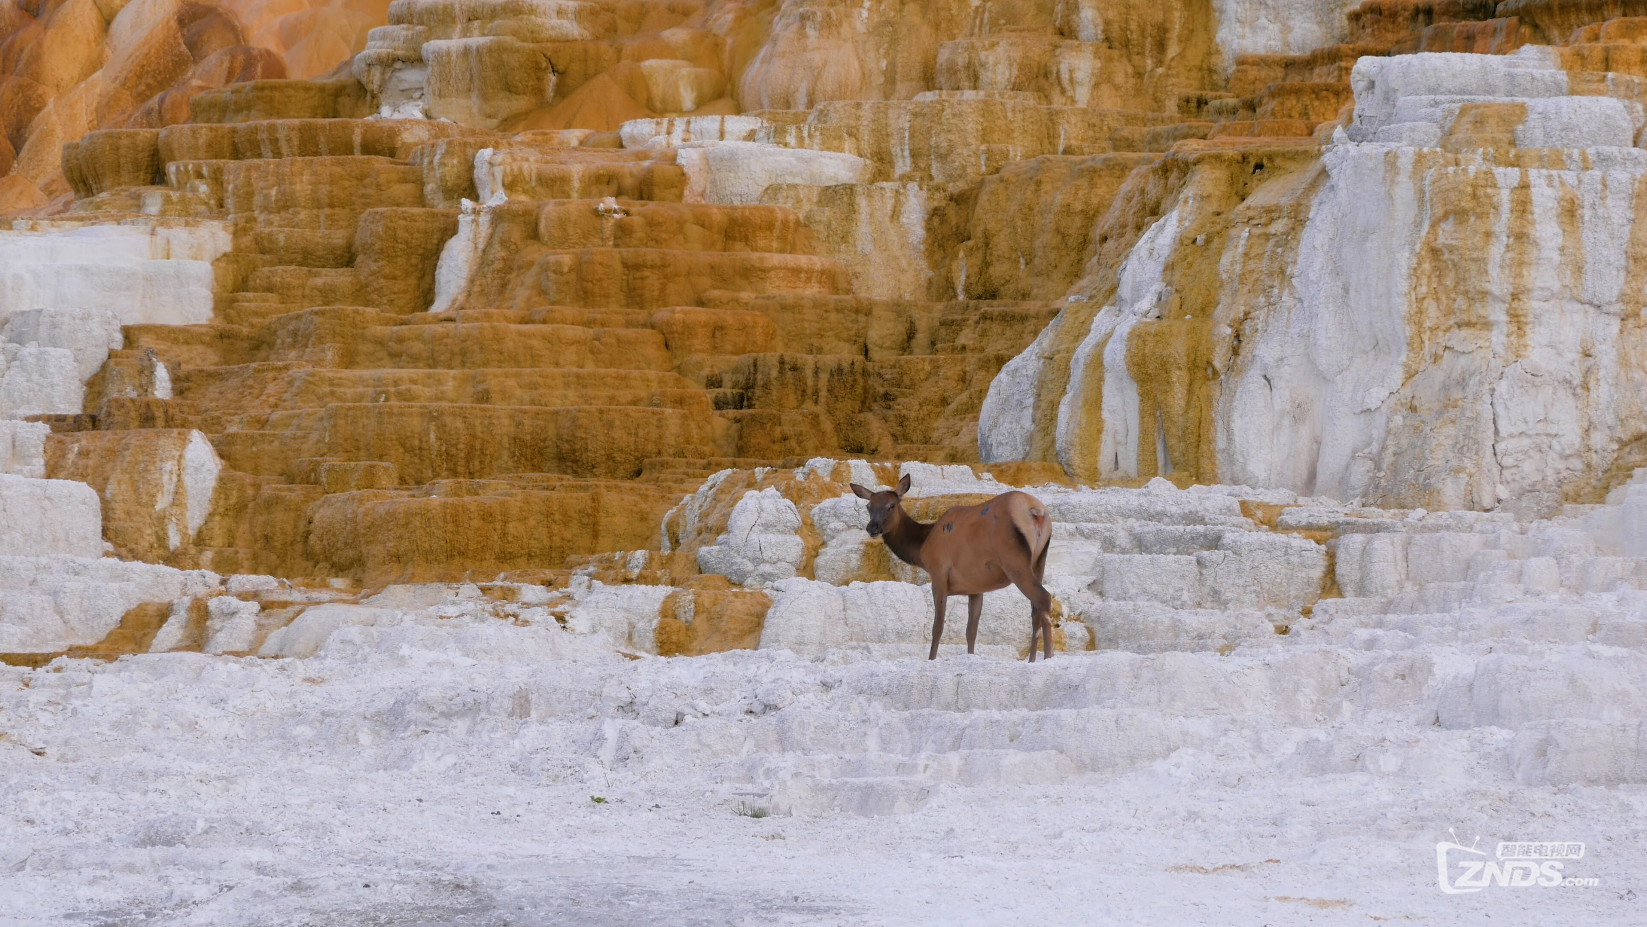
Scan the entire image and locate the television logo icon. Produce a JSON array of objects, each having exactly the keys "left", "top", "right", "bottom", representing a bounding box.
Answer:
[{"left": 1436, "top": 831, "right": 1595, "bottom": 893}]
